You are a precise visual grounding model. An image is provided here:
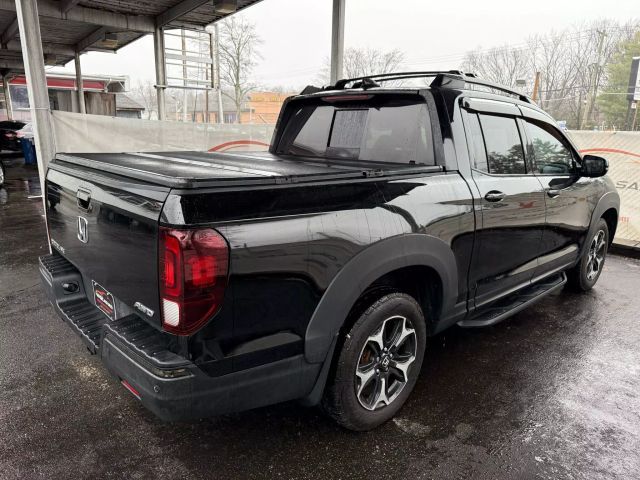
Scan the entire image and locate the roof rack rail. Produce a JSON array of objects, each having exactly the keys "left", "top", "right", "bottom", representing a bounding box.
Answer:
[
  {"left": 459, "top": 74, "right": 532, "bottom": 103},
  {"left": 332, "top": 70, "right": 464, "bottom": 90},
  {"left": 329, "top": 71, "right": 532, "bottom": 104}
]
